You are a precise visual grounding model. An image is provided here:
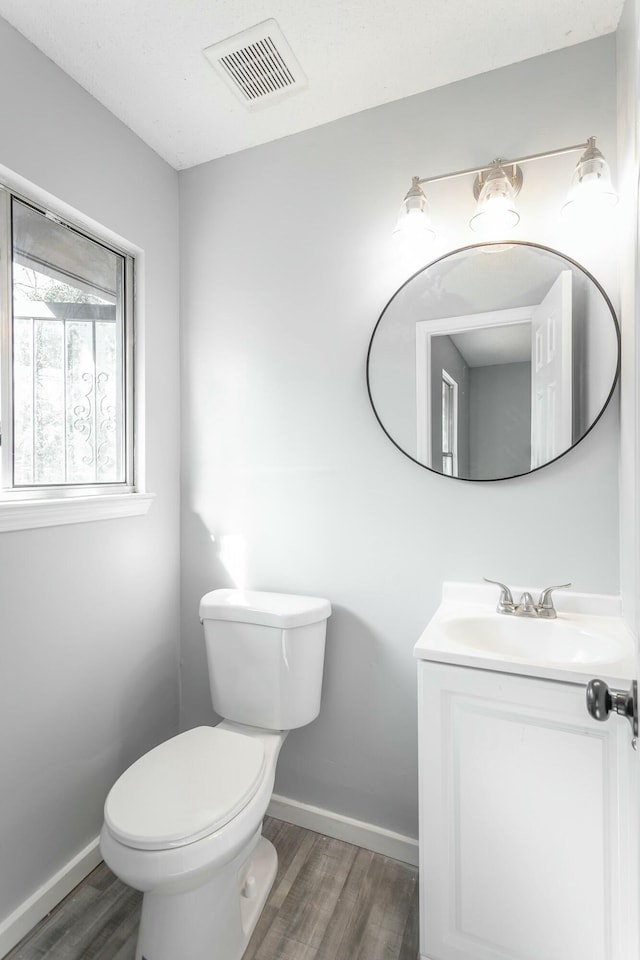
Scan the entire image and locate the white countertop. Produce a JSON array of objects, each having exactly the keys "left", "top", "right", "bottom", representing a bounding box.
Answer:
[{"left": 414, "top": 581, "right": 637, "bottom": 686}]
